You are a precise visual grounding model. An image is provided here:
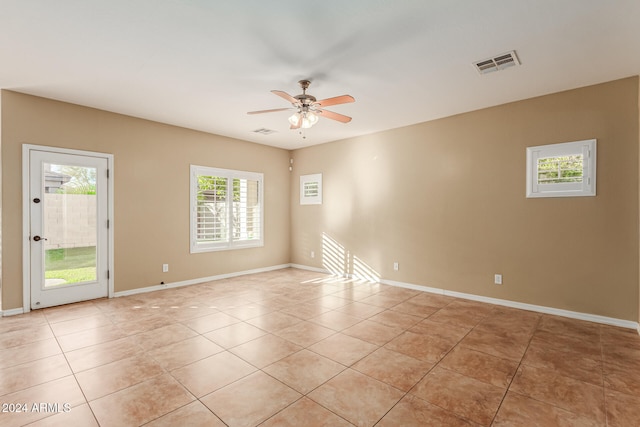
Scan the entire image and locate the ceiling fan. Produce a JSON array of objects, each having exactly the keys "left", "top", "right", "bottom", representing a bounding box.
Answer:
[{"left": 247, "top": 80, "right": 355, "bottom": 130}]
